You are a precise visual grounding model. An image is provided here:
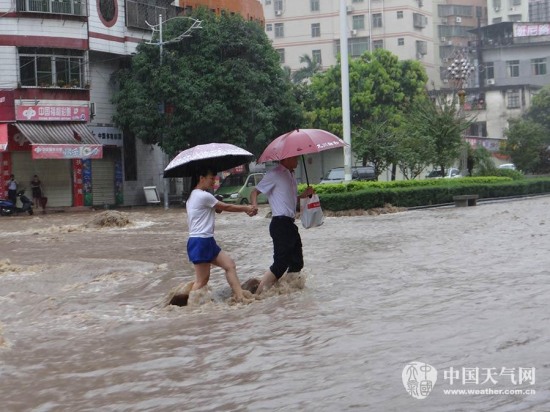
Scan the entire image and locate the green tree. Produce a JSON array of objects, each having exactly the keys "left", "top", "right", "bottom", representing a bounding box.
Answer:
[
  {"left": 112, "top": 9, "right": 302, "bottom": 157},
  {"left": 292, "top": 54, "right": 321, "bottom": 84},
  {"left": 503, "top": 85, "right": 550, "bottom": 173},
  {"left": 304, "top": 49, "right": 427, "bottom": 178},
  {"left": 402, "top": 93, "right": 473, "bottom": 177},
  {"left": 503, "top": 118, "right": 548, "bottom": 173}
]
